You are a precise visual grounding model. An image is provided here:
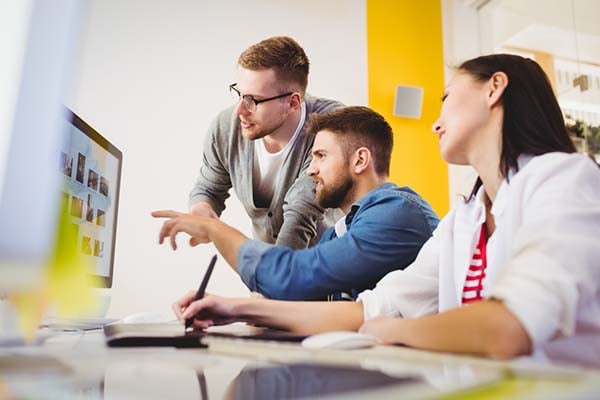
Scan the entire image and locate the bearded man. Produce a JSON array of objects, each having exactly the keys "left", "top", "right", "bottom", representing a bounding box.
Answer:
[{"left": 154, "top": 107, "right": 439, "bottom": 301}]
